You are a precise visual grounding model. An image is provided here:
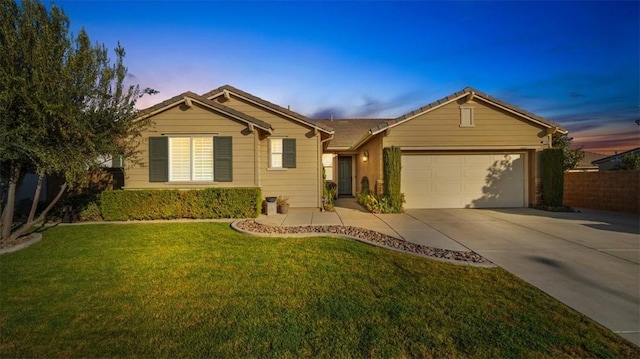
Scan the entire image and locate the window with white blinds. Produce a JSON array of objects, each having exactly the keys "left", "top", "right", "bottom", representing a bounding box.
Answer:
[
  {"left": 270, "top": 138, "right": 283, "bottom": 168},
  {"left": 169, "top": 137, "right": 213, "bottom": 181},
  {"left": 192, "top": 137, "right": 213, "bottom": 181}
]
